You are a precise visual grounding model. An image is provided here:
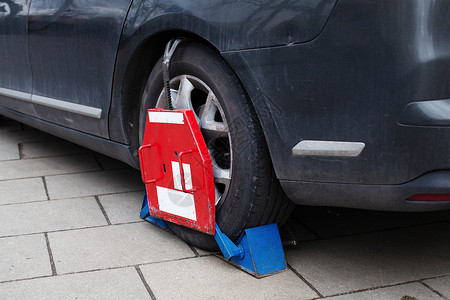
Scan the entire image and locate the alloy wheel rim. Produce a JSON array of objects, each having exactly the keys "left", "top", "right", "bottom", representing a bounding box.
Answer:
[{"left": 156, "top": 74, "right": 232, "bottom": 207}]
